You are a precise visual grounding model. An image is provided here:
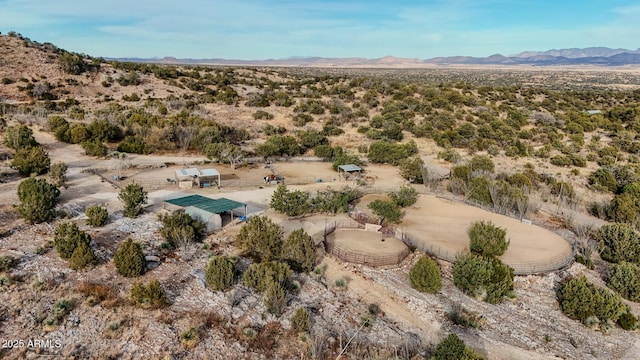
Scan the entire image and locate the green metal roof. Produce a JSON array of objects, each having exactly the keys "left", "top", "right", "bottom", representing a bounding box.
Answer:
[{"left": 165, "top": 195, "right": 245, "bottom": 214}]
